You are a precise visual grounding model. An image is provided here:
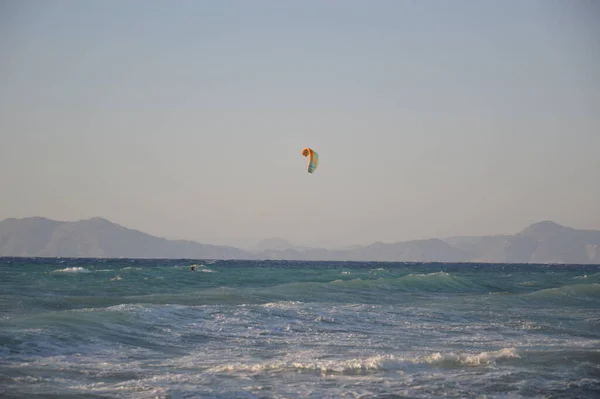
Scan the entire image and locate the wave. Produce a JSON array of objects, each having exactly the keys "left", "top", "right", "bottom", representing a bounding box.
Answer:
[
  {"left": 327, "top": 271, "right": 485, "bottom": 293},
  {"left": 53, "top": 267, "right": 90, "bottom": 273},
  {"left": 207, "top": 348, "right": 520, "bottom": 376},
  {"left": 519, "top": 281, "right": 538, "bottom": 287},
  {"left": 18, "top": 272, "right": 490, "bottom": 309},
  {"left": 262, "top": 300, "right": 303, "bottom": 309},
  {"left": 526, "top": 283, "right": 600, "bottom": 303},
  {"left": 522, "top": 348, "right": 600, "bottom": 366},
  {"left": 419, "top": 347, "right": 520, "bottom": 367},
  {"left": 70, "top": 304, "right": 146, "bottom": 313},
  {"left": 574, "top": 272, "right": 600, "bottom": 282}
]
